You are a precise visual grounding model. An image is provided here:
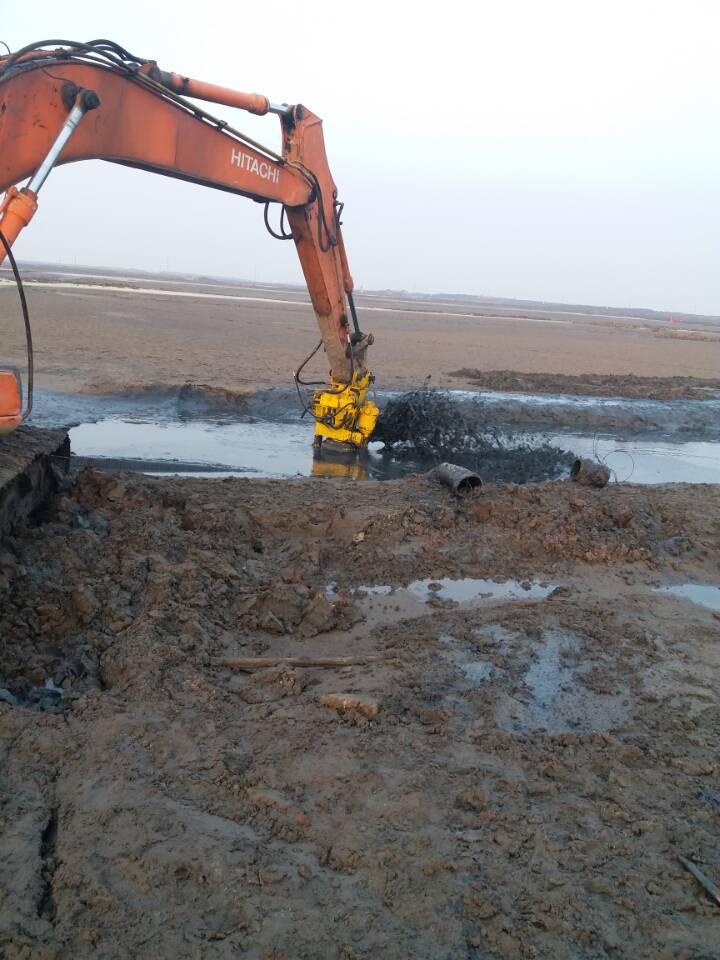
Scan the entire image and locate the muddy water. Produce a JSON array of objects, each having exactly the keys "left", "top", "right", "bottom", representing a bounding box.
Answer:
[
  {"left": 492, "top": 629, "right": 629, "bottom": 734},
  {"left": 546, "top": 433, "right": 720, "bottom": 484},
  {"left": 70, "top": 418, "right": 314, "bottom": 479},
  {"left": 67, "top": 416, "right": 720, "bottom": 484},
  {"left": 69, "top": 418, "right": 415, "bottom": 481},
  {"left": 653, "top": 583, "right": 720, "bottom": 611},
  {"left": 406, "top": 577, "right": 554, "bottom": 602},
  {"left": 336, "top": 577, "right": 555, "bottom": 606},
  {"left": 25, "top": 386, "right": 720, "bottom": 484},
  {"left": 328, "top": 578, "right": 558, "bottom": 645}
]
